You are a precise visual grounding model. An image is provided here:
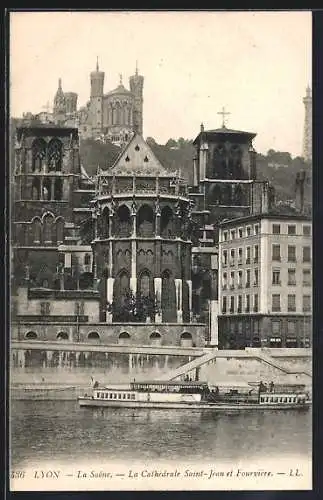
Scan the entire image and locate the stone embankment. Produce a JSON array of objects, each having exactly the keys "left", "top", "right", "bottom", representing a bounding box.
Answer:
[{"left": 10, "top": 343, "right": 312, "bottom": 400}]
